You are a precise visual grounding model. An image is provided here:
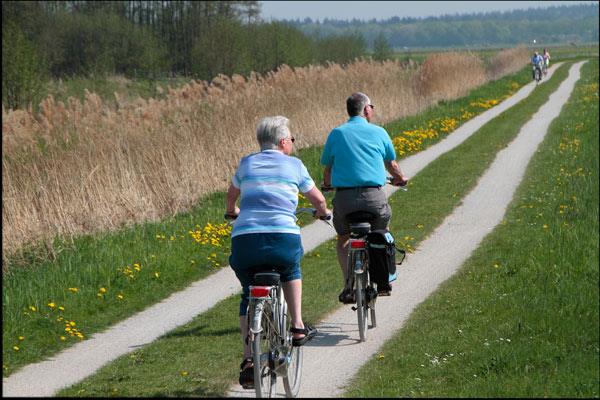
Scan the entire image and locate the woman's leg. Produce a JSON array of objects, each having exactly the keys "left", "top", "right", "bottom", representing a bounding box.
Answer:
[{"left": 282, "top": 279, "right": 305, "bottom": 338}]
